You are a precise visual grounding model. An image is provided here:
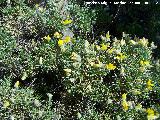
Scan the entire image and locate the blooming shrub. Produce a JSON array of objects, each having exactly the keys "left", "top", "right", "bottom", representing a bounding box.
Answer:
[
  {"left": 0, "top": 0, "right": 160, "bottom": 119},
  {"left": 53, "top": 28, "right": 159, "bottom": 119}
]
